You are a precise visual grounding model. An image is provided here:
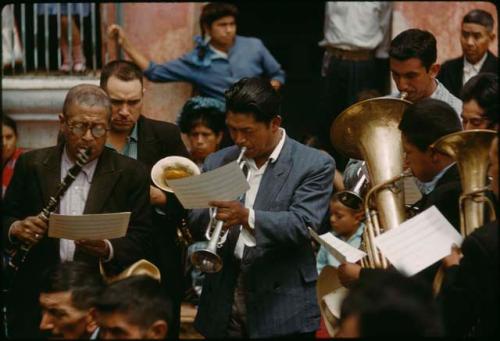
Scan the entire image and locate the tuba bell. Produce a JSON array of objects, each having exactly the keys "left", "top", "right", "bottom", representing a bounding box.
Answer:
[
  {"left": 432, "top": 129, "right": 497, "bottom": 236},
  {"left": 331, "top": 96, "right": 411, "bottom": 268},
  {"left": 431, "top": 129, "right": 497, "bottom": 296},
  {"left": 151, "top": 155, "right": 201, "bottom": 246}
]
